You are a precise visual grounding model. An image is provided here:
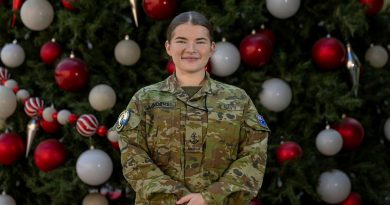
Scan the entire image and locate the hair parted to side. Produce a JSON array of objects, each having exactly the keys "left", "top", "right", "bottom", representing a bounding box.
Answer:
[{"left": 166, "top": 11, "right": 213, "bottom": 42}]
